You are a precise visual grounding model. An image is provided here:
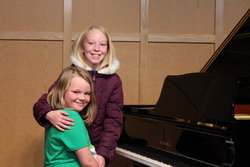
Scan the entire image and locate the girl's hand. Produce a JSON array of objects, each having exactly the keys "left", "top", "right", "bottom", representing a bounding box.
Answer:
[
  {"left": 46, "top": 110, "right": 74, "bottom": 131},
  {"left": 96, "top": 155, "right": 105, "bottom": 167}
]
